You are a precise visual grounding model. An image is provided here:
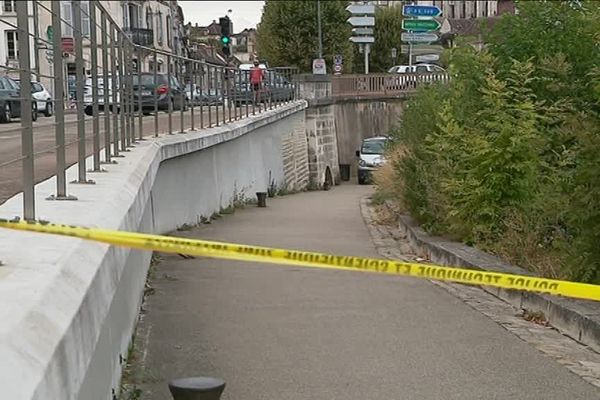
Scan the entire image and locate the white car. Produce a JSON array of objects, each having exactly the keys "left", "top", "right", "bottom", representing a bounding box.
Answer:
[
  {"left": 388, "top": 64, "right": 445, "bottom": 74},
  {"left": 17, "top": 81, "right": 53, "bottom": 117}
]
